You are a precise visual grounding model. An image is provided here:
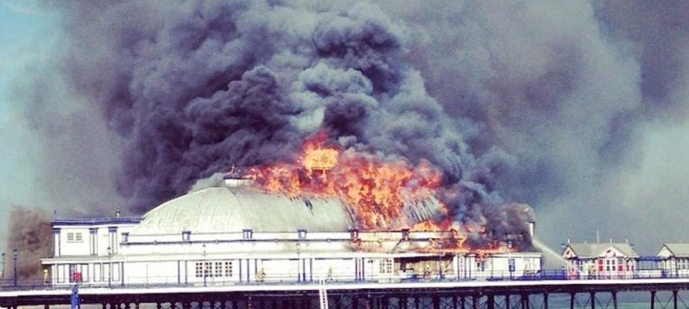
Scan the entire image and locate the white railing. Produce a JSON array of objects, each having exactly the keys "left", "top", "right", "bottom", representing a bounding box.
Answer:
[{"left": 6, "top": 268, "right": 689, "bottom": 291}]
